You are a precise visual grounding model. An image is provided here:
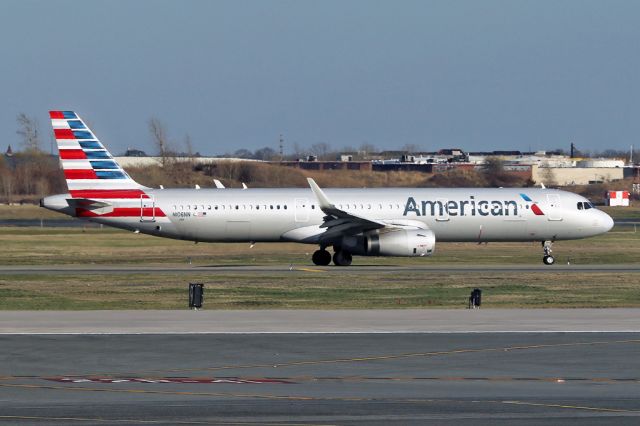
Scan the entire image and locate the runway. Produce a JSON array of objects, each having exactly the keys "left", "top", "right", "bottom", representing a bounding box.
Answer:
[
  {"left": 1, "top": 309, "right": 640, "bottom": 334},
  {"left": 0, "top": 263, "right": 639, "bottom": 275},
  {"left": 1, "top": 331, "right": 639, "bottom": 425}
]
